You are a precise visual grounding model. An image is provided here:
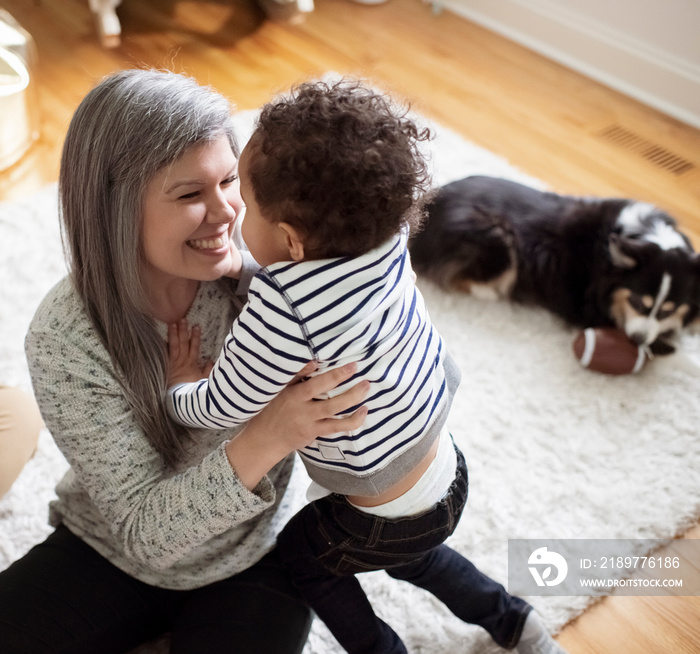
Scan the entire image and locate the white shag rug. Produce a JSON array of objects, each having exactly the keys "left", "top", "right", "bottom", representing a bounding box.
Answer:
[{"left": 1, "top": 110, "right": 699, "bottom": 654}]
